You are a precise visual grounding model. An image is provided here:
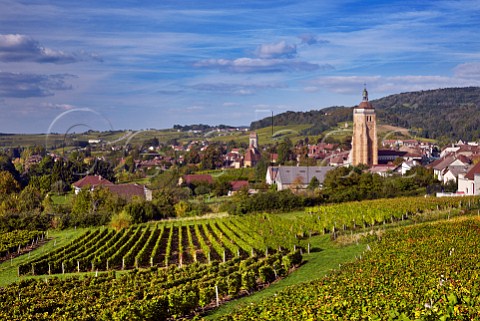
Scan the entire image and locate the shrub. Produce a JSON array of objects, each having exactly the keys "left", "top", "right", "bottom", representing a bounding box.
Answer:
[{"left": 110, "top": 210, "right": 132, "bottom": 231}]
